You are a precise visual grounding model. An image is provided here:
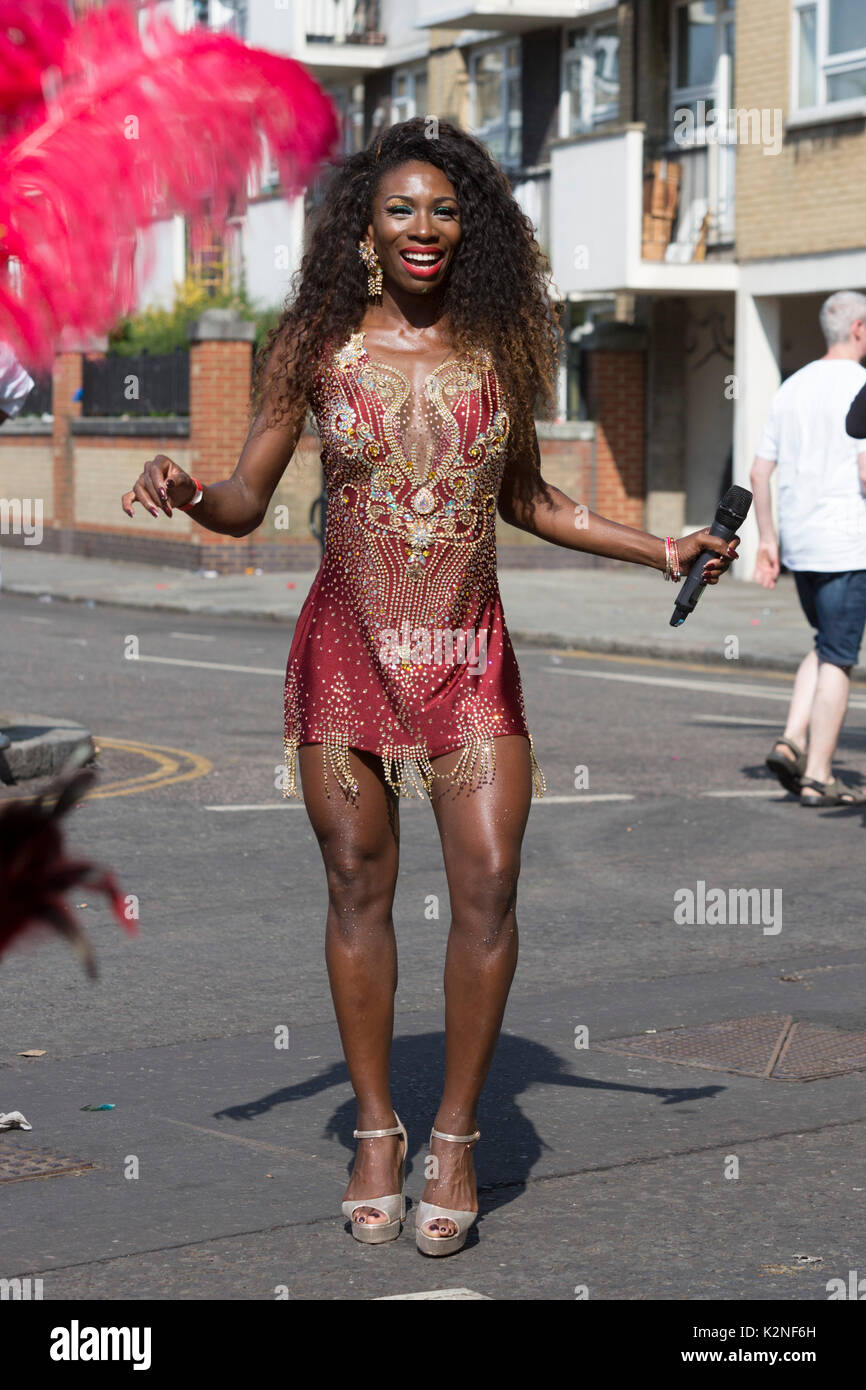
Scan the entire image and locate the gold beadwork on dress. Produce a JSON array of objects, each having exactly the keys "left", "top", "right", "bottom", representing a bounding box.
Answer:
[{"left": 281, "top": 328, "right": 545, "bottom": 802}]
